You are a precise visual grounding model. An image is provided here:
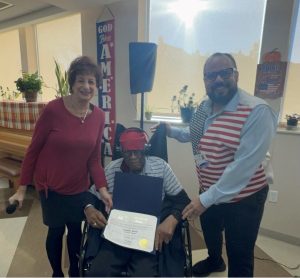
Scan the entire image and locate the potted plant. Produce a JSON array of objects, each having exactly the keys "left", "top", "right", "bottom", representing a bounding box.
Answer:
[
  {"left": 0, "top": 86, "right": 20, "bottom": 101},
  {"left": 15, "top": 72, "right": 43, "bottom": 102},
  {"left": 54, "top": 59, "right": 69, "bottom": 97},
  {"left": 286, "top": 114, "right": 300, "bottom": 130},
  {"left": 145, "top": 105, "right": 154, "bottom": 121},
  {"left": 171, "top": 85, "right": 197, "bottom": 123}
]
